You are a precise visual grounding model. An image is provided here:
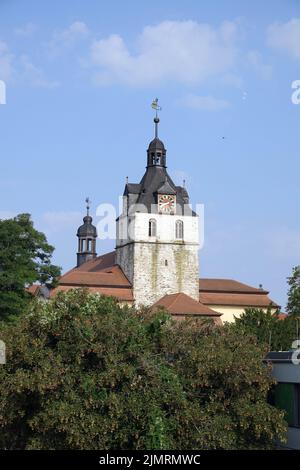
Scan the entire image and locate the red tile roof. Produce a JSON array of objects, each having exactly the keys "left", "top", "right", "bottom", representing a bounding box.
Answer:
[
  {"left": 153, "top": 293, "right": 222, "bottom": 317},
  {"left": 26, "top": 285, "right": 40, "bottom": 296},
  {"left": 62, "top": 251, "right": 117, "bottom": 276},
  {"left": 58, "top": 252, "right": 130, "bottom": 288},
  {"left": 55, "top": 251, "right": 133, "bottom": 301},
  {"left": 199, "top": 292, "right": 280, "bottom": 308},
  {"left": 277, "top": 313, "right": 288, "bottom": 320},
  {"left": 75, "top": 251, "right": 116, "bottom": 272},
  {"left": 199, "top": 278, "right": 268, "bottom": 294},
  {"left": 54, "top": 250, "right": 279, "bottom": 309},
  {"left": 51, "top": 285, "right": 133, "bottom": 301},
  {"left": 59, "top": 265, "right": 130, "bottom": 288}
]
